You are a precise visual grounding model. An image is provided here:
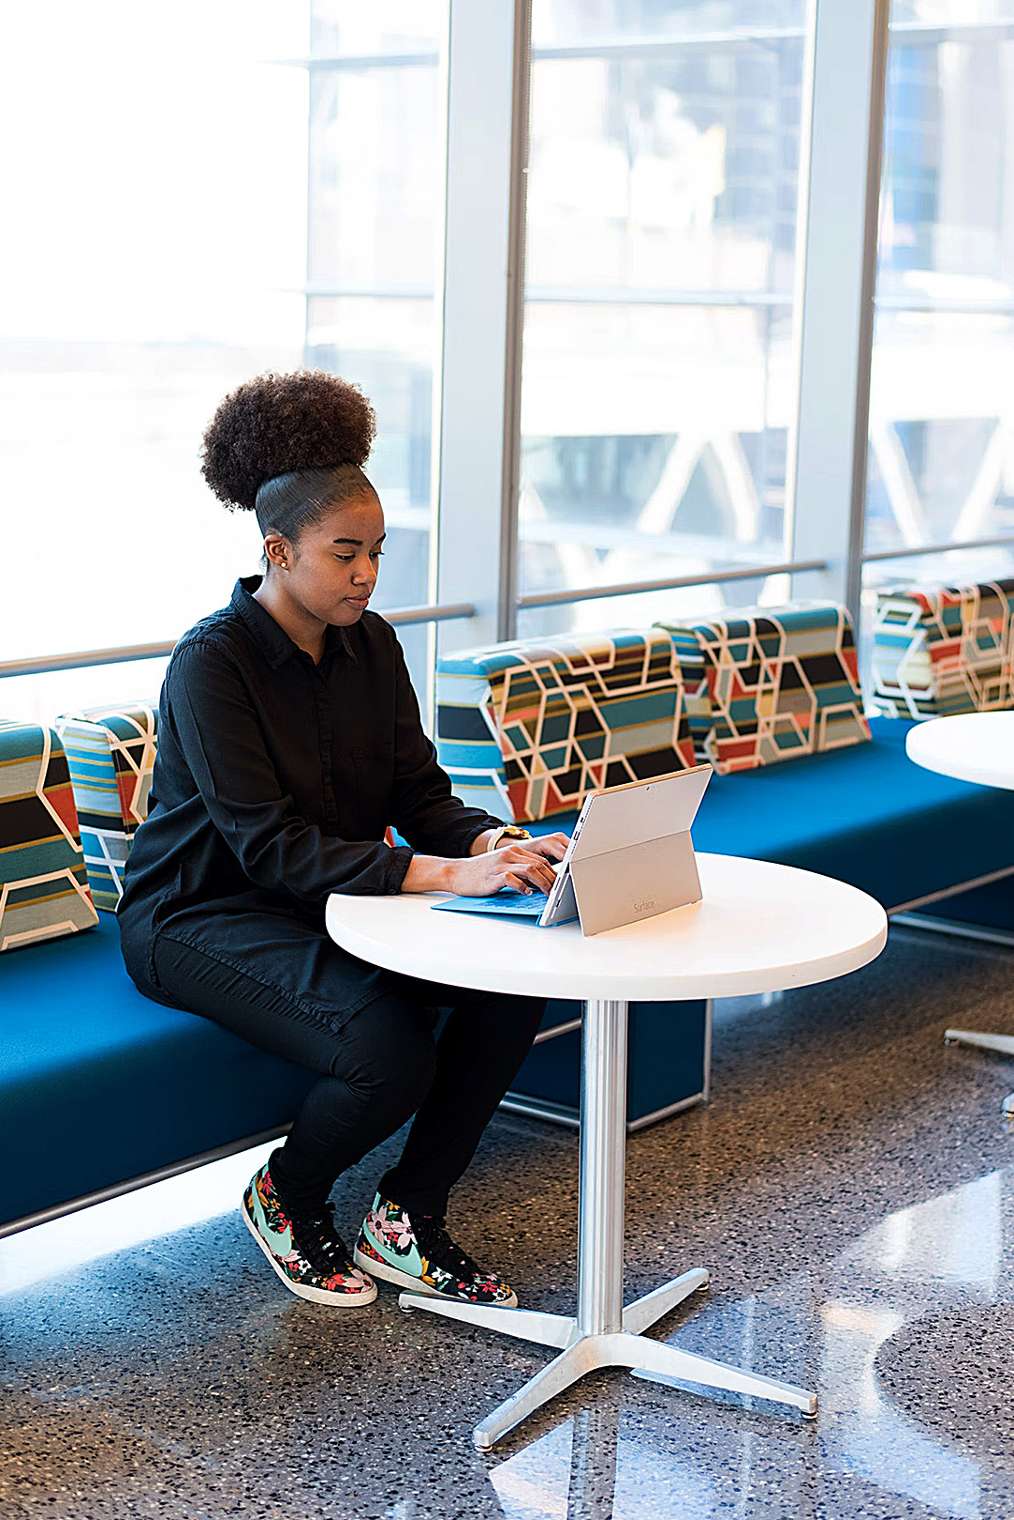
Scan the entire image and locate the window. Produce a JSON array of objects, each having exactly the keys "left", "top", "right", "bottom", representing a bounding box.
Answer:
[
  {"left": 7, "top": 0, "right": 1014, "bottom": 729},
  {"left": 0, "top": 1, "right": 447, "bottom": 720},
  {"left": 1, "top": 3, "right": 308, "bottom": 676},
  {"left": 863, "top": 1, "right": 1014, "bottom": 613},
  {"left": 304, "top": 4, "right": 447, "bottom": 616},
  {"left": 518, "top": 0, "right": 809, "bottom": 637}
]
